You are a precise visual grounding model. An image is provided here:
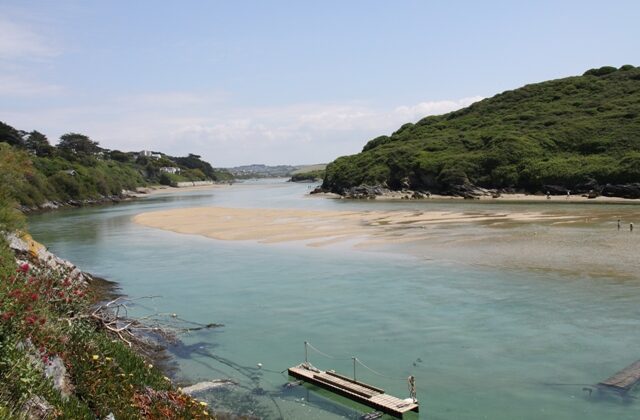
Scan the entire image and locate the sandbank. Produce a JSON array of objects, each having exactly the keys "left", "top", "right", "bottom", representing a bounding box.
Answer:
[
  {"left": 132, "top": 206, "right": 577, "bottom": 245},
  {"left": 133, "top": 205, "right": 640, "bottom": 279}
]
